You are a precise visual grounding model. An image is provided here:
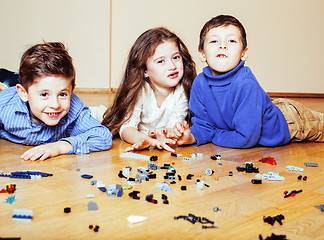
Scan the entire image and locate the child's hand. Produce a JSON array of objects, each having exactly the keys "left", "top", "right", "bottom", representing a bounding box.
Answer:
[
  {"left": 125, "top": 128, "right": 176, "bottom": 152},
  {"left": 149, "top": 128, "right": 176, "bottom": 152},
  {"left": 173, "top": 121, "right": 196, "bottom": 145},
  {"left": 124, "top": 138, "right": 152, "bottom": 152},
  {"left": 21, "top": 141, "right": 72, "bottom": 161}
]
